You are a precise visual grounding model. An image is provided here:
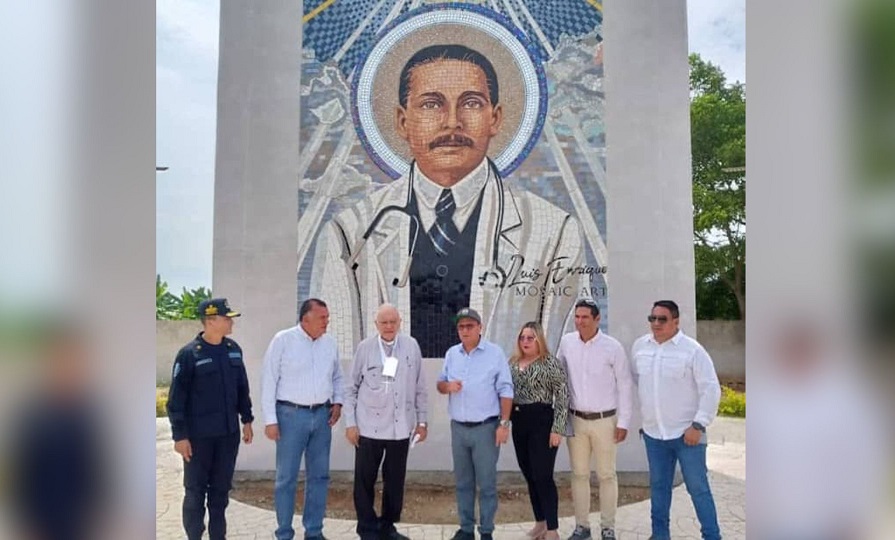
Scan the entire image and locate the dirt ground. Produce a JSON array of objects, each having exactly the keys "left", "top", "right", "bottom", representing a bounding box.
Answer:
[{"left": 231, "top": 476, "right": 651, "bottom": 524}]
